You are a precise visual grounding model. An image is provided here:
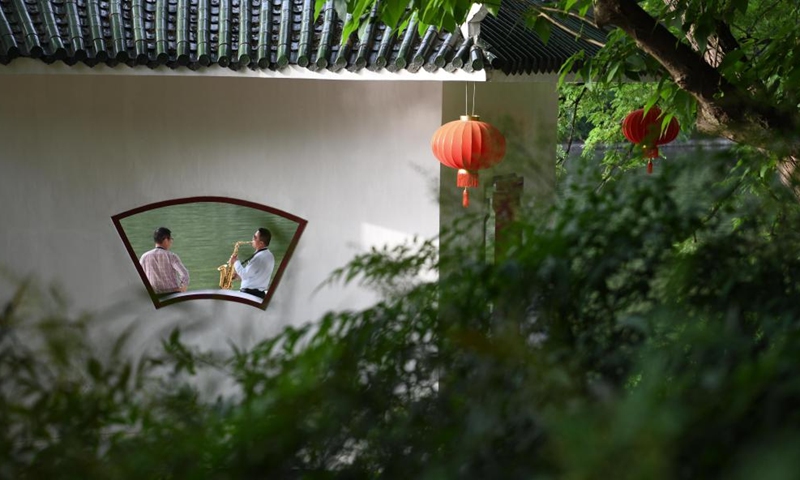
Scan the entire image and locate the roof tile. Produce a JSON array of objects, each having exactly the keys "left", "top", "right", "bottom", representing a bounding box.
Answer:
[{"left": 0, "top": 0, "right": 606, "bottom": 75}]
